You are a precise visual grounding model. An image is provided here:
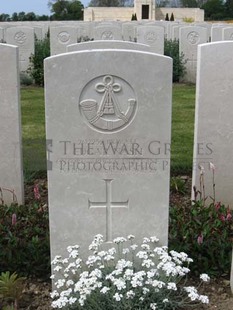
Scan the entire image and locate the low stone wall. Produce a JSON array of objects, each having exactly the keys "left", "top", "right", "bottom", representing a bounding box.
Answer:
[
  {"left": 84, "top": 7, "right": 134, "bottom": 21},
  {"left": 84, "top": 7, "right": 204, "bottom": 22},
  {"left": 156, "top": 8, "right": 204, "bottom": 22}
]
